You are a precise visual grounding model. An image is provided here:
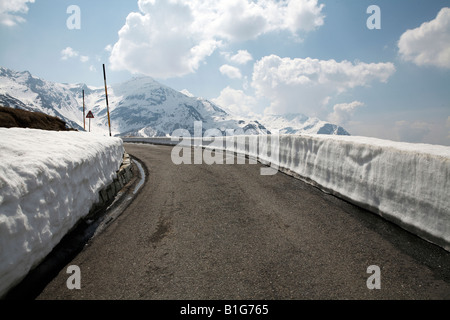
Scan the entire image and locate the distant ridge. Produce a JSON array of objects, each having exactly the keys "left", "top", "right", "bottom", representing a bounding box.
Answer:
[{"left": 0, "top": 66, "right": 350, "bottom": 137}]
